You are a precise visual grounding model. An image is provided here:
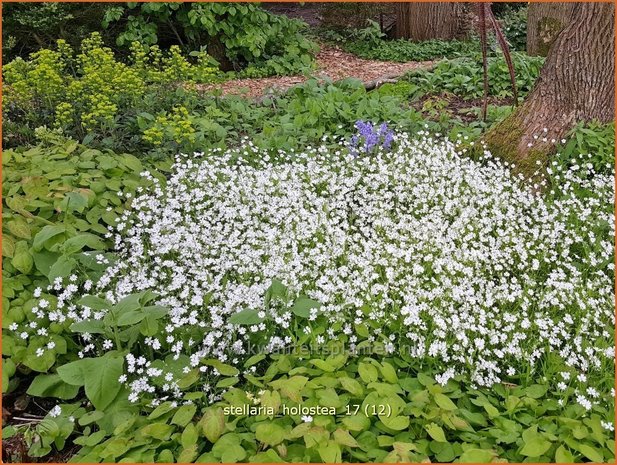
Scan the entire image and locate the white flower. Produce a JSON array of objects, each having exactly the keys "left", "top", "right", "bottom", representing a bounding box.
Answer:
[
  {"left": 301, "top": 415, "right": 313, "bottom": 423},
  {"left": 49, "top": 405, "right": 62, "bottom": 417},
  {"left": 29, "top": 132, "right": 614, "bottom": 404}
]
